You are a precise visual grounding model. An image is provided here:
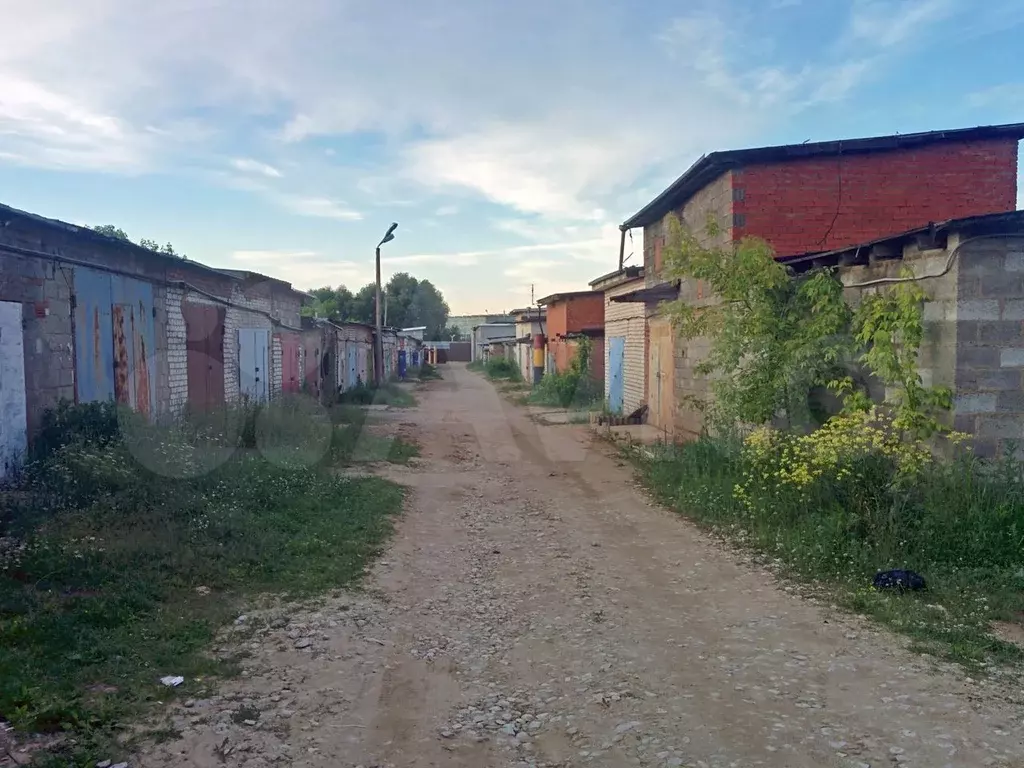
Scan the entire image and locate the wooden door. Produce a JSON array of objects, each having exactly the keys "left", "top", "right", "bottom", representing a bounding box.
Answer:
[
  {"left": 184, "top": 304, "right": 225, "bottom": 410},
  {"left": 648, "top": 318, "right": 675, "bottom": 434}
]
